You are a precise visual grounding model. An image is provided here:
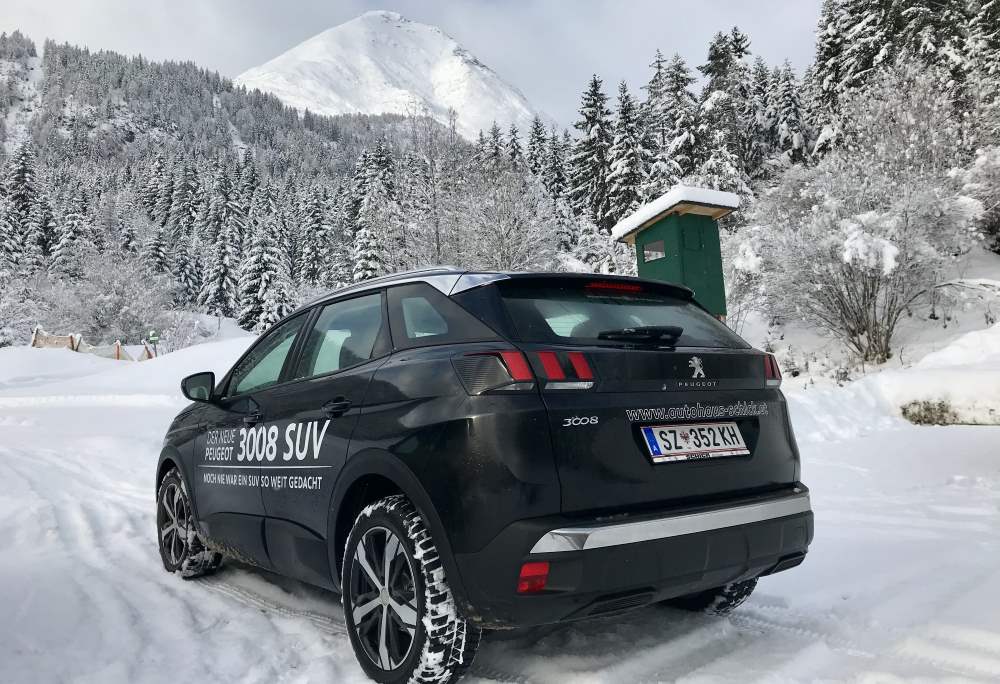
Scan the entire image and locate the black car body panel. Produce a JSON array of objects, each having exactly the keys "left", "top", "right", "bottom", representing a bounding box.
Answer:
[{"left": 157, "top": 267, "right": 813, "bottom": 629}]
